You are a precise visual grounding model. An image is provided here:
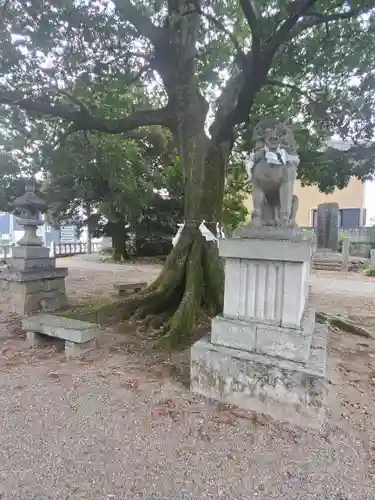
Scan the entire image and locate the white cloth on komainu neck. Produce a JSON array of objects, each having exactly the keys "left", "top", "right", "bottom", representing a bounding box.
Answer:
[{"left": 245, "top": 146, "right": 300, "bottom": 179}]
